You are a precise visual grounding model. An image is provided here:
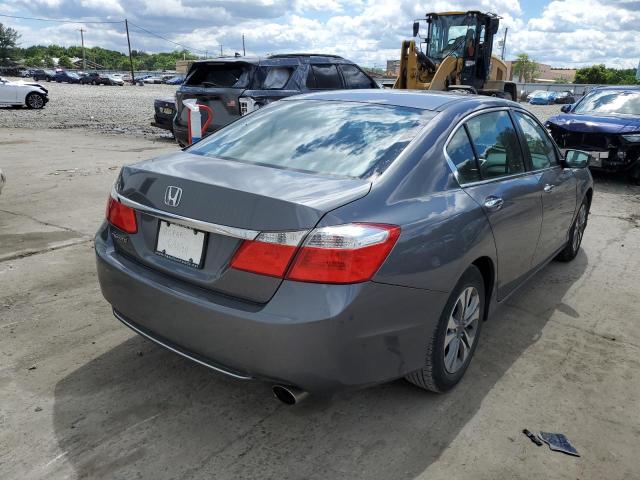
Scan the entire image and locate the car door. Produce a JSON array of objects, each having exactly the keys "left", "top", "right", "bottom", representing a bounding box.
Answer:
[
  {"left": 0, "top": 79, "right": 17, "bottom": 103},
  {"left": 306, "top": 64, "right": 344, "bottom": 90},
  {"left": 512, "top": 110, "right": 577, "bottom": 264},
  {"left": 447, "top": 109, "right": 543, "bottom": 300}
]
